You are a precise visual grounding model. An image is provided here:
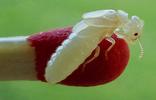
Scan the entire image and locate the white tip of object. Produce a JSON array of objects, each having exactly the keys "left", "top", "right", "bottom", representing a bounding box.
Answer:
[{"left": 0, "top": 36, "right": 28, "bottom": 43}]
